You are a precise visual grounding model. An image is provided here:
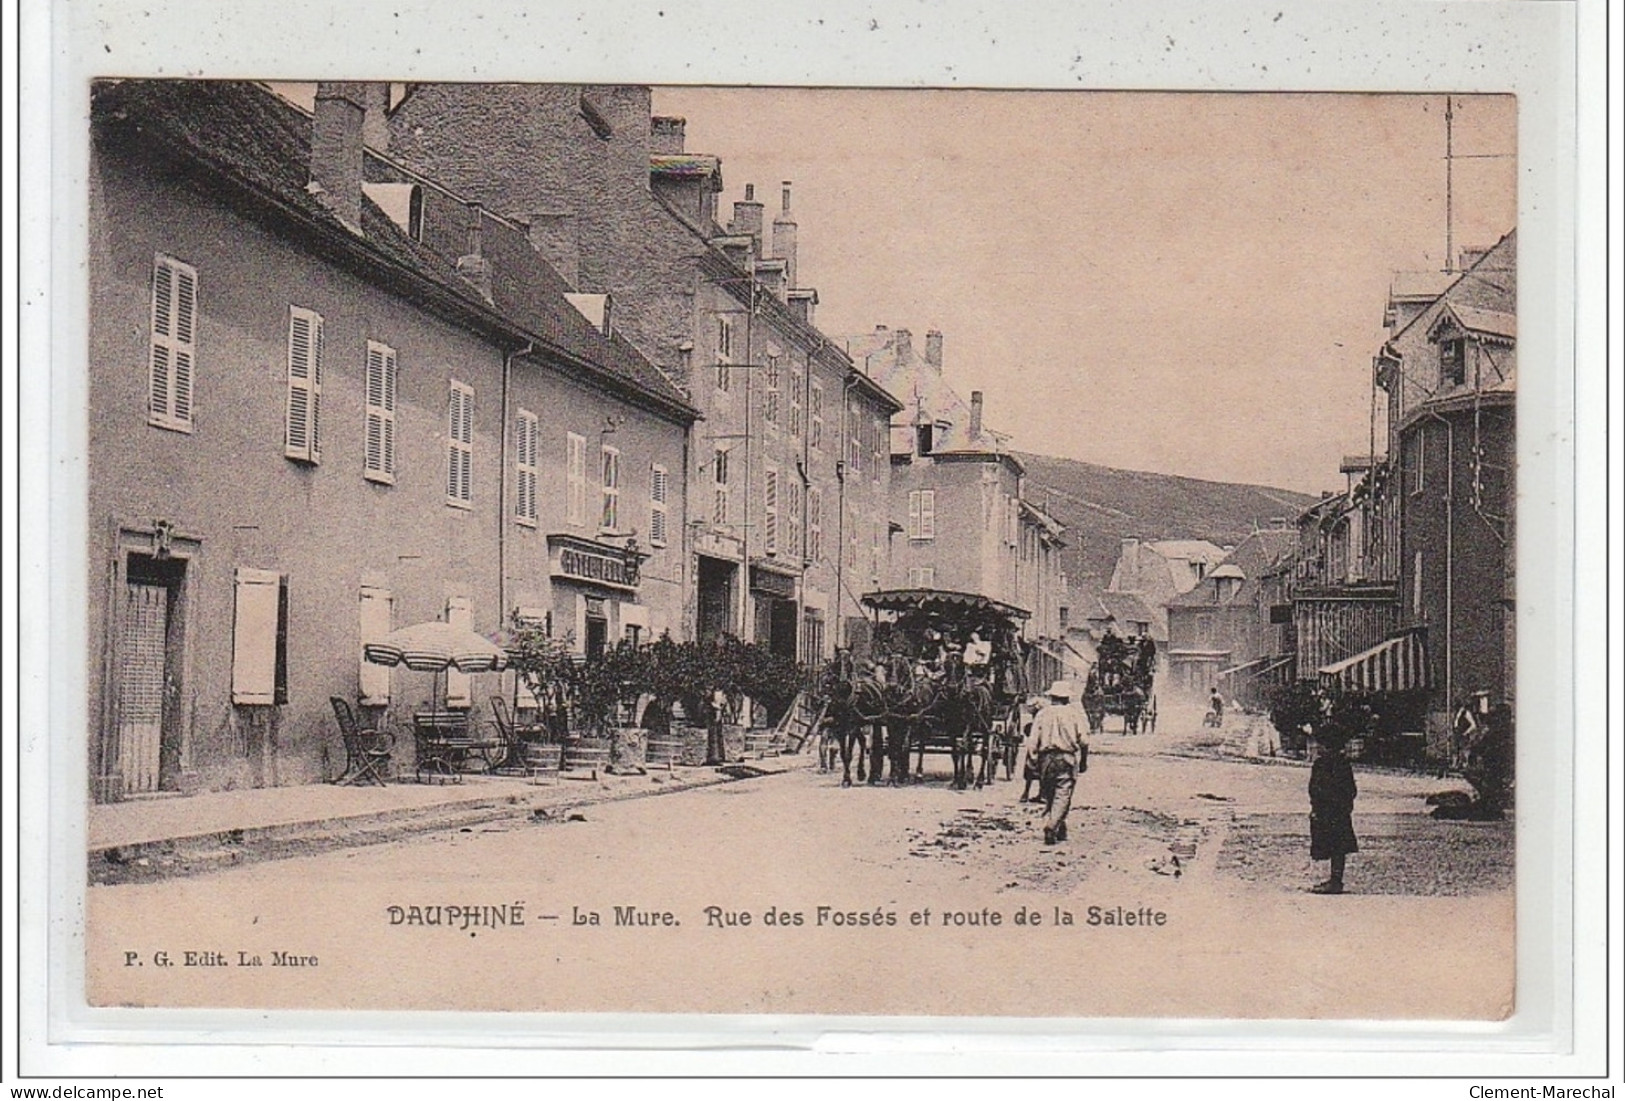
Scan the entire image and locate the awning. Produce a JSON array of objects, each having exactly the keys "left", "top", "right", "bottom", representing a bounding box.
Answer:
[
  {"left": 1216, "top": 655, "right": 1271, "bottom": 680},
  {"left": 860, "top": 588, "right": 1030, "bottom": 621},
  {"left": 1318, "top": 630, "right": 1430, "bottom": 693},
  {"left": 1218, "top": 655, "right": 1294, "bottom": 683}
]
